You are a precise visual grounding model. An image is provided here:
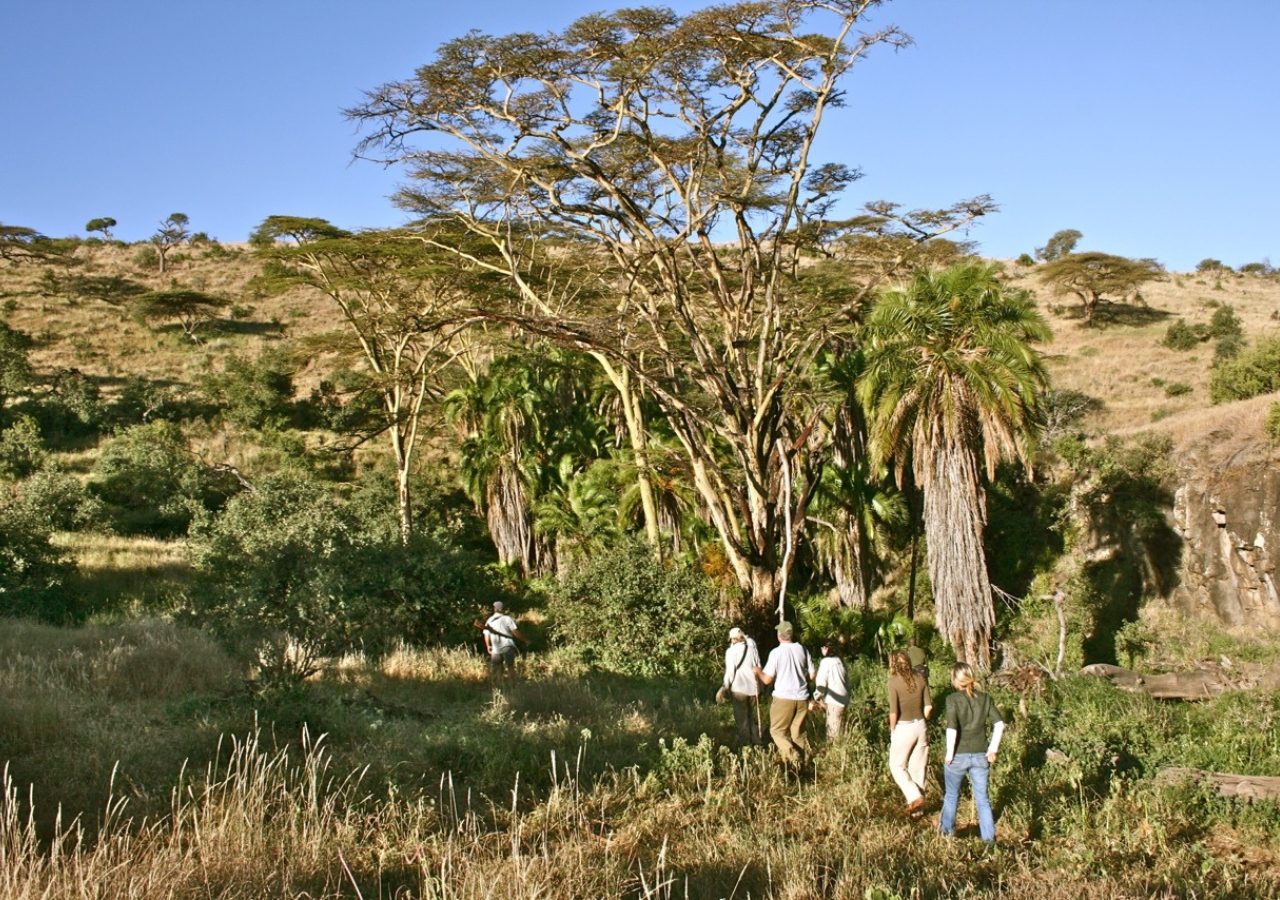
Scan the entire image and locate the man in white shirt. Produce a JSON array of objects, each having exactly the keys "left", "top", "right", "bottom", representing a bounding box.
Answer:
[
  {"left": 483, "top": 601, "right": 525, "bottom": 682},
  {"left": 753, "top": 620, "right": 815, "bottom": 765},
  {"left": 718, "top": 626, "right": 762, "bottom": 747}
]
